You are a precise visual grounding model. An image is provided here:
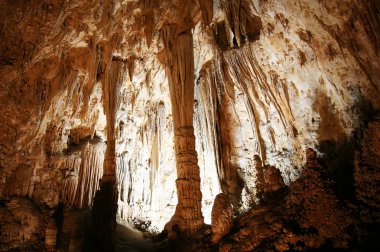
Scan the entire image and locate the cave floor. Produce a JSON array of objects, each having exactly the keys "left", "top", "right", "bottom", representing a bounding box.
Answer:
[{"left": 115, "top": 221, "right": 158, "bottom": 252}]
